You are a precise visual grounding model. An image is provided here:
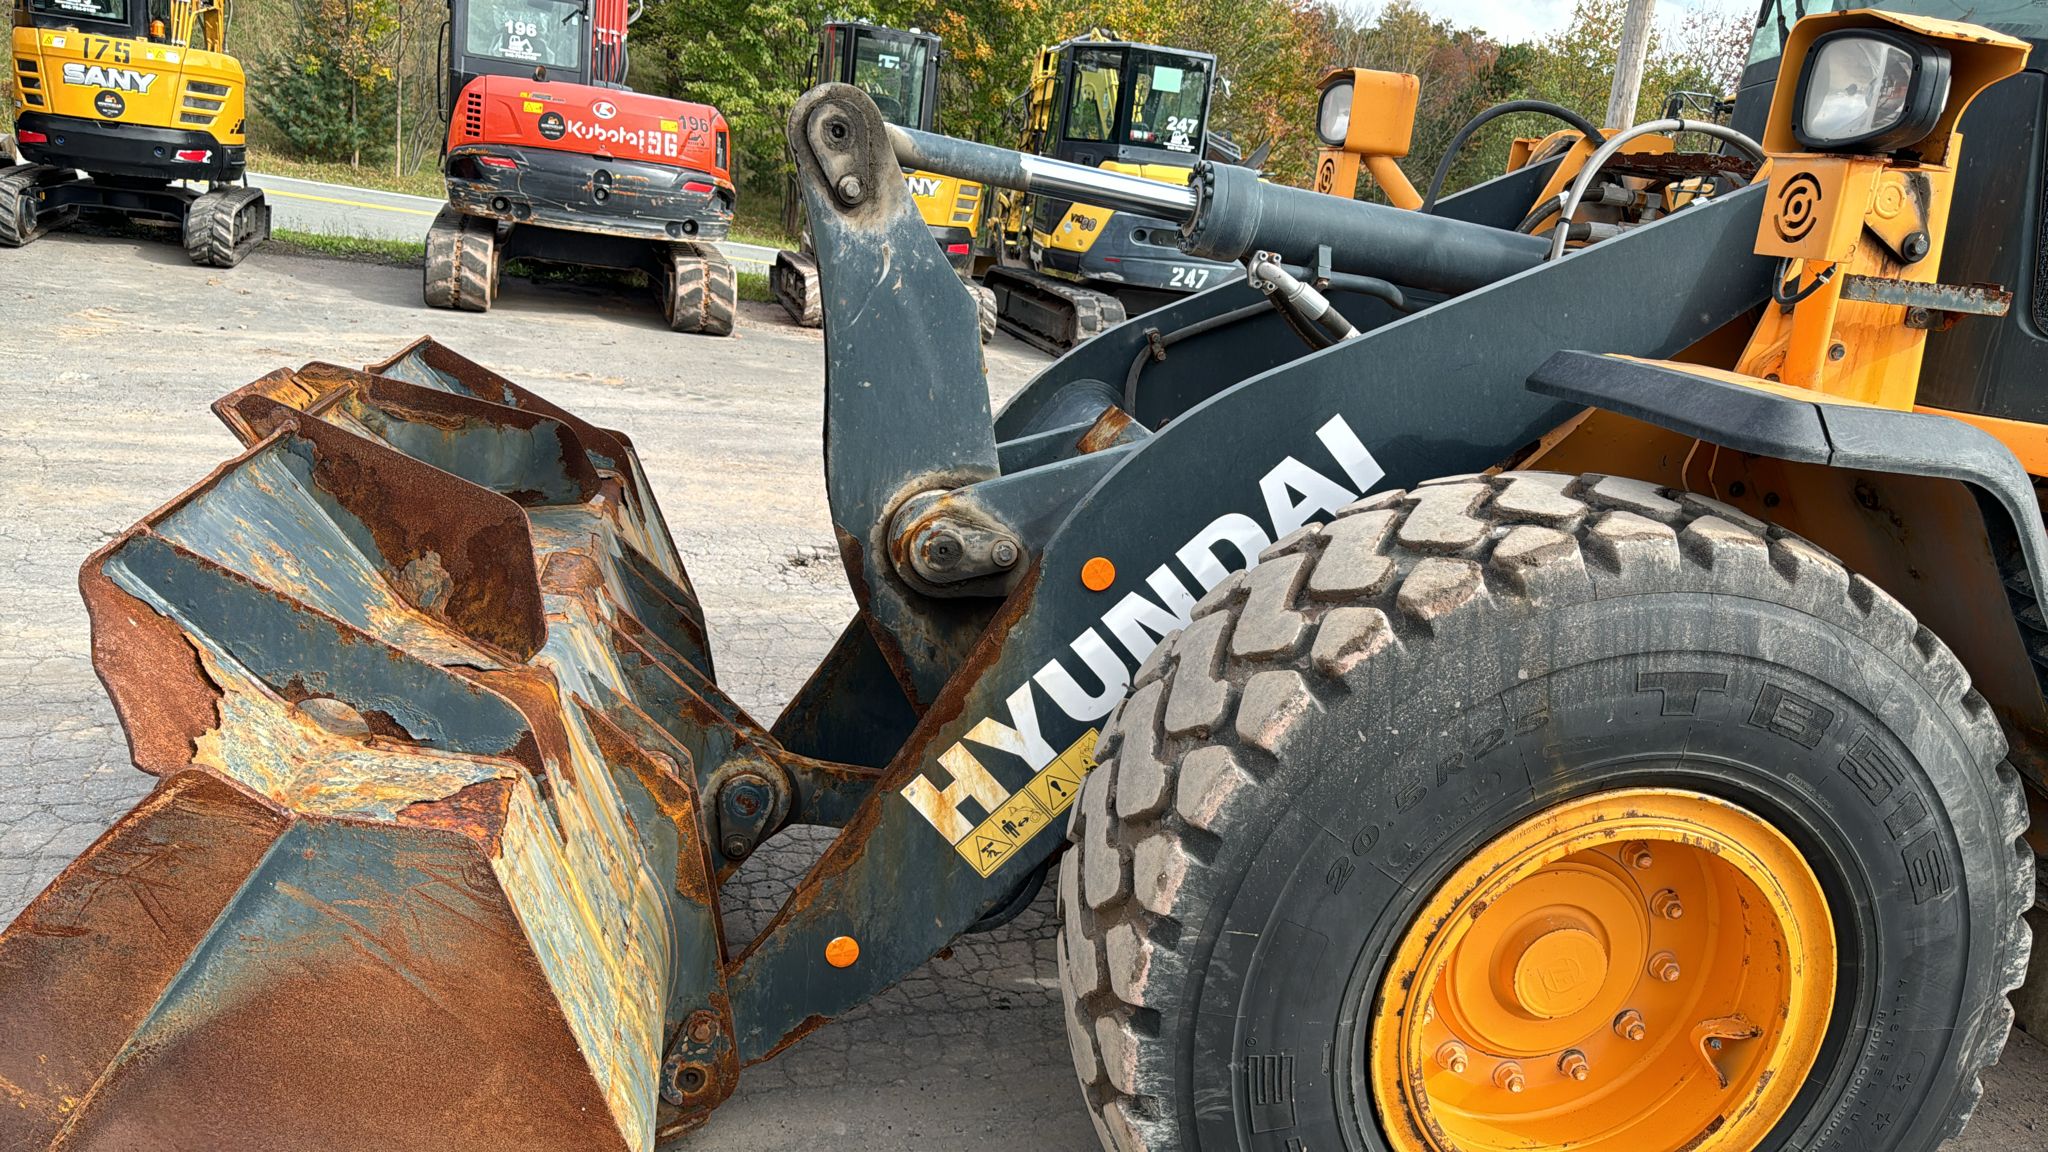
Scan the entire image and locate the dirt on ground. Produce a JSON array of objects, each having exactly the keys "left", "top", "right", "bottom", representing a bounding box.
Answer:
[{"left": 1, "top": 232, "right": 2043, "bottom": 1151}]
